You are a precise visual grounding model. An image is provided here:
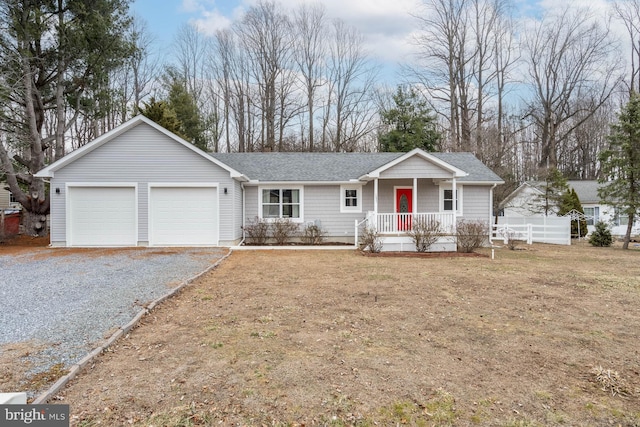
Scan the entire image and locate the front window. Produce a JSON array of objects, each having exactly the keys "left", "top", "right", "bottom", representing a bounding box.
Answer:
[
  {"left": 261, "top": 188, "right": 301, "bottom": 220},
  {"left": 440, "top": 184, "right": 462, "bottom": 214},
  {"left": 340, "top": 185, "right": 362, "bottom": 213},
  {"left": 584, "top": 206, "right": 599, "bottom": 226},
  {"left": 443, "top": 189, "right": 456, "bottom": 211},
  {"left": 9, "top": 192, "right": 17, "bottom": 204},
  {"left": 614, "top": 208, "right": 629, "bottom": 227}
]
